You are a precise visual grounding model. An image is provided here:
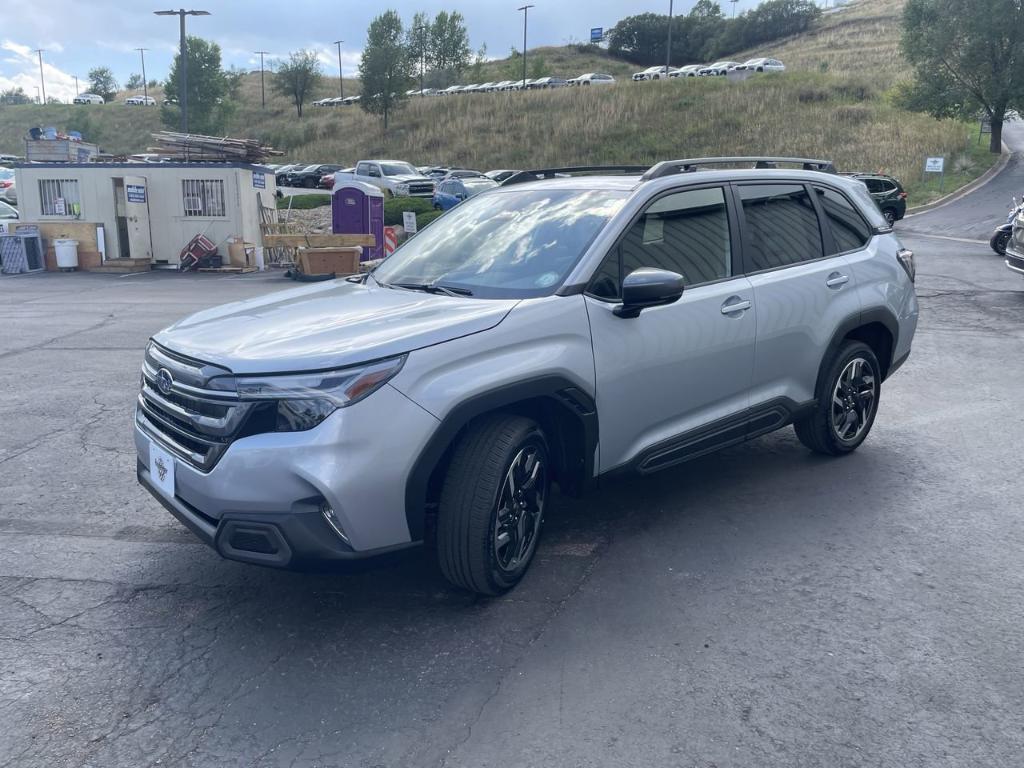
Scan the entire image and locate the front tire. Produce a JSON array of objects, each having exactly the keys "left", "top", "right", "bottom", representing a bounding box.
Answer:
[
  {"left": 991, "top": 229, "right": 1011, "bottom": 255},
  {"left": 437, "top": 415, "right": 550, "bottom": 595},
  {"left": 794, "top": 341, "right": 881, "bottom": 456}
]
